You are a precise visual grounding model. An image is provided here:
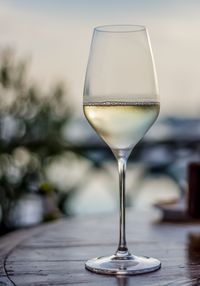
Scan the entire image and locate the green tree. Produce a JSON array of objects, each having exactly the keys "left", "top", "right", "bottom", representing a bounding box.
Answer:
[{"left": 0, "top": 48, "right": 73, "bottom": 231}]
